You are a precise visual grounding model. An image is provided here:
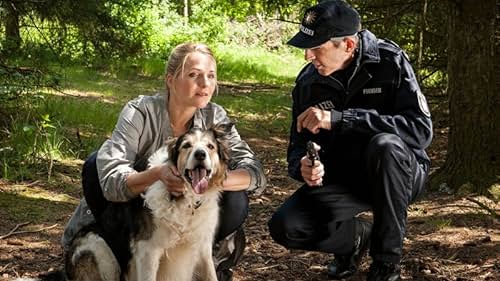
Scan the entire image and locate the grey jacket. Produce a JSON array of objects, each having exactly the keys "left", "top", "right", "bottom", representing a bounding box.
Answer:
[{"left": 62, "top": 94, "right": 267, "bottom": 248}]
